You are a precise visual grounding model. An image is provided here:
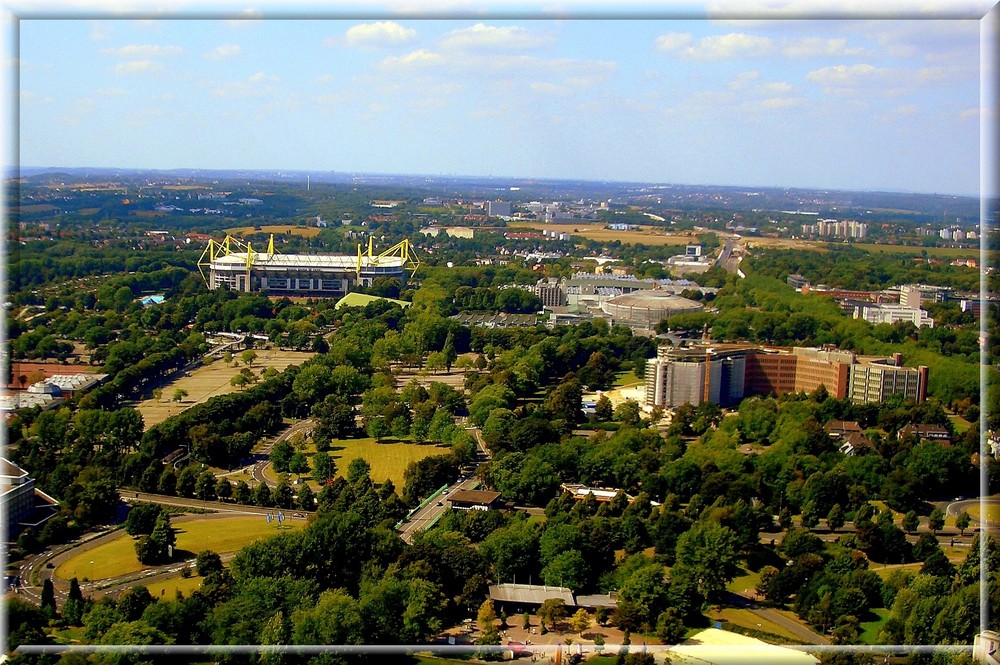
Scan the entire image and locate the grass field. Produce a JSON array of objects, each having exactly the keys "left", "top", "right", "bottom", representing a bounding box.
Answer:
[
  {"left": 707, "top": 607, "right": 804, "bottom": 643},
  {"left": 859, "top": 608, "right": 891, "bottom": 644},
  {"left": 949, "top": 414, "right": 972, "bottom": 434},
  {"left": 145, "top": 574, "right": 204, "bottom": 599},
  {"left": 56, "top": 517, "right": 304, "bottom": 581},
  {"left": 266, "top": 438, "right": 452, "bottom": 488},
  {"left": 851, "top": 242, "right": 984, "bottom": 260},
  {"left": 612, "top": 370, "right": 642, "bottom": 388},
  {"left": 969, "top": 504, "right": 1000, "bottom": 524},
  {"left": 136, "top": 350, "right": 314, "bottom": 429},
  {"left": 727, "top": 568, "right": 762, "bottom": 596},
  {"left": 225, "top": 224, "right": 322, "bottom": 238}
]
